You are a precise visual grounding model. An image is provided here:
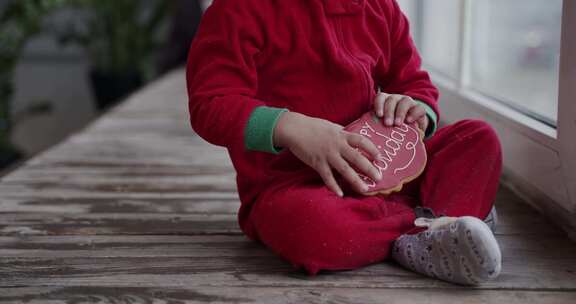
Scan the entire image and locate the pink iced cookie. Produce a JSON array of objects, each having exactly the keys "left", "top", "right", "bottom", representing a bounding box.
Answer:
[{"left": 344, "top": 111, "right": 427, "bottom": 195}]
